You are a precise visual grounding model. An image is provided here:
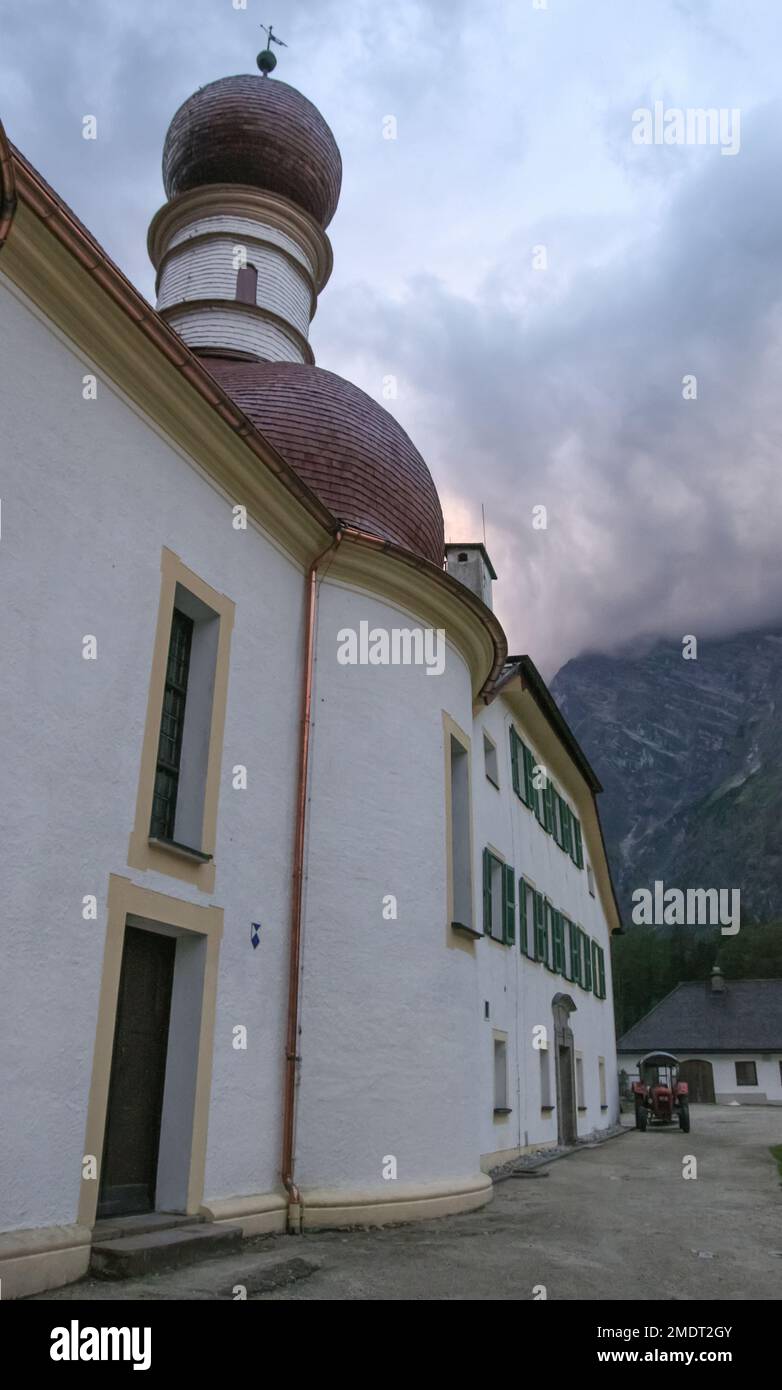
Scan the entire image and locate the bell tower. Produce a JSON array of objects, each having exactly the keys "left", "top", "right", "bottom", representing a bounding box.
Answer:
[{"left": 147, "top": 46, "right": 341, "bottom": 365}]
